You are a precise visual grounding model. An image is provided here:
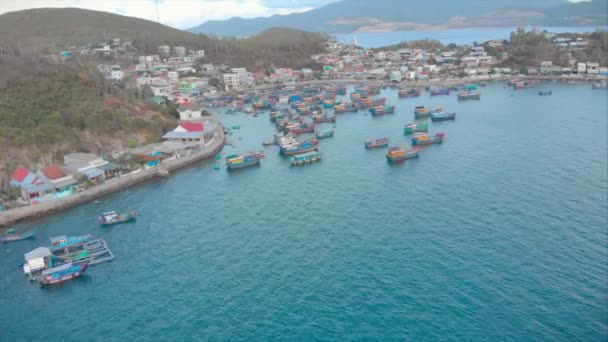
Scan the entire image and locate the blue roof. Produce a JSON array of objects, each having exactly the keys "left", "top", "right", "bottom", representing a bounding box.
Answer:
[
  {"left": 162, "top": 131, "right": 204, "bottom": 140},
  {"left": 83, "top": 168, "right": 104, "bottom": 179}
]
